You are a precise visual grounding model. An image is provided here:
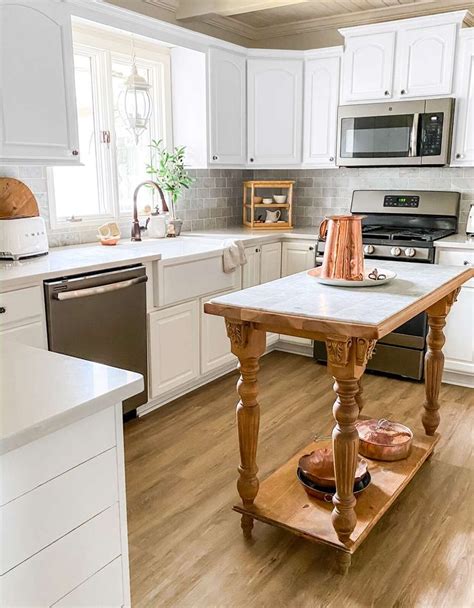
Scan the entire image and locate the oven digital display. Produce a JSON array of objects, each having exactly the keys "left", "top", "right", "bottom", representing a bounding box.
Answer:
[{"left": 383, "top": 195, "right": 420, "bottom": 208}]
